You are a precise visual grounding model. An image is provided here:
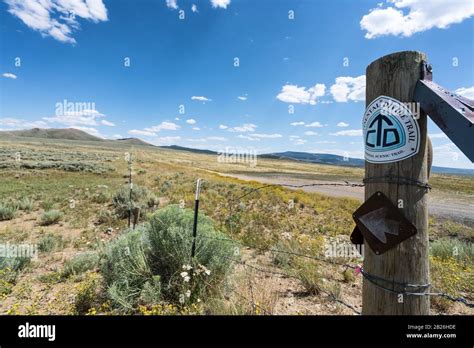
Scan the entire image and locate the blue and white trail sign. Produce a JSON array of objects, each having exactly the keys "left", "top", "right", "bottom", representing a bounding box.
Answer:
[{"left": 363, "top": 96, "right": 420, "bottom": 164}]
